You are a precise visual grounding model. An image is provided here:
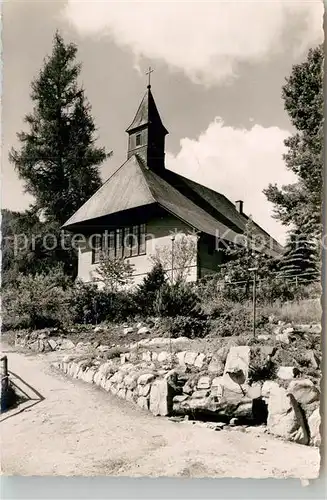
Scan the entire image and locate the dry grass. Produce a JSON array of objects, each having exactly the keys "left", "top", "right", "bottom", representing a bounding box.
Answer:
[{"left": 259, "top": 298, "right": 321, "bottom": 325}]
